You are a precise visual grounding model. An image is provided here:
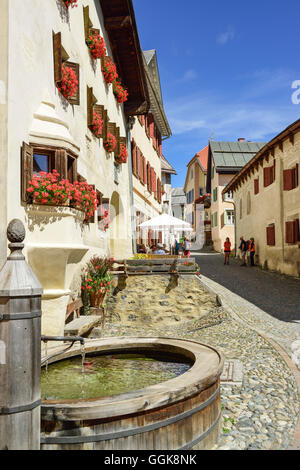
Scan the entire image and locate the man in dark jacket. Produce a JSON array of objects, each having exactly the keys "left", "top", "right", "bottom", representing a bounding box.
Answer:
[{"left": 239, "top": 237, "right": 248, "bottom": 266}]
